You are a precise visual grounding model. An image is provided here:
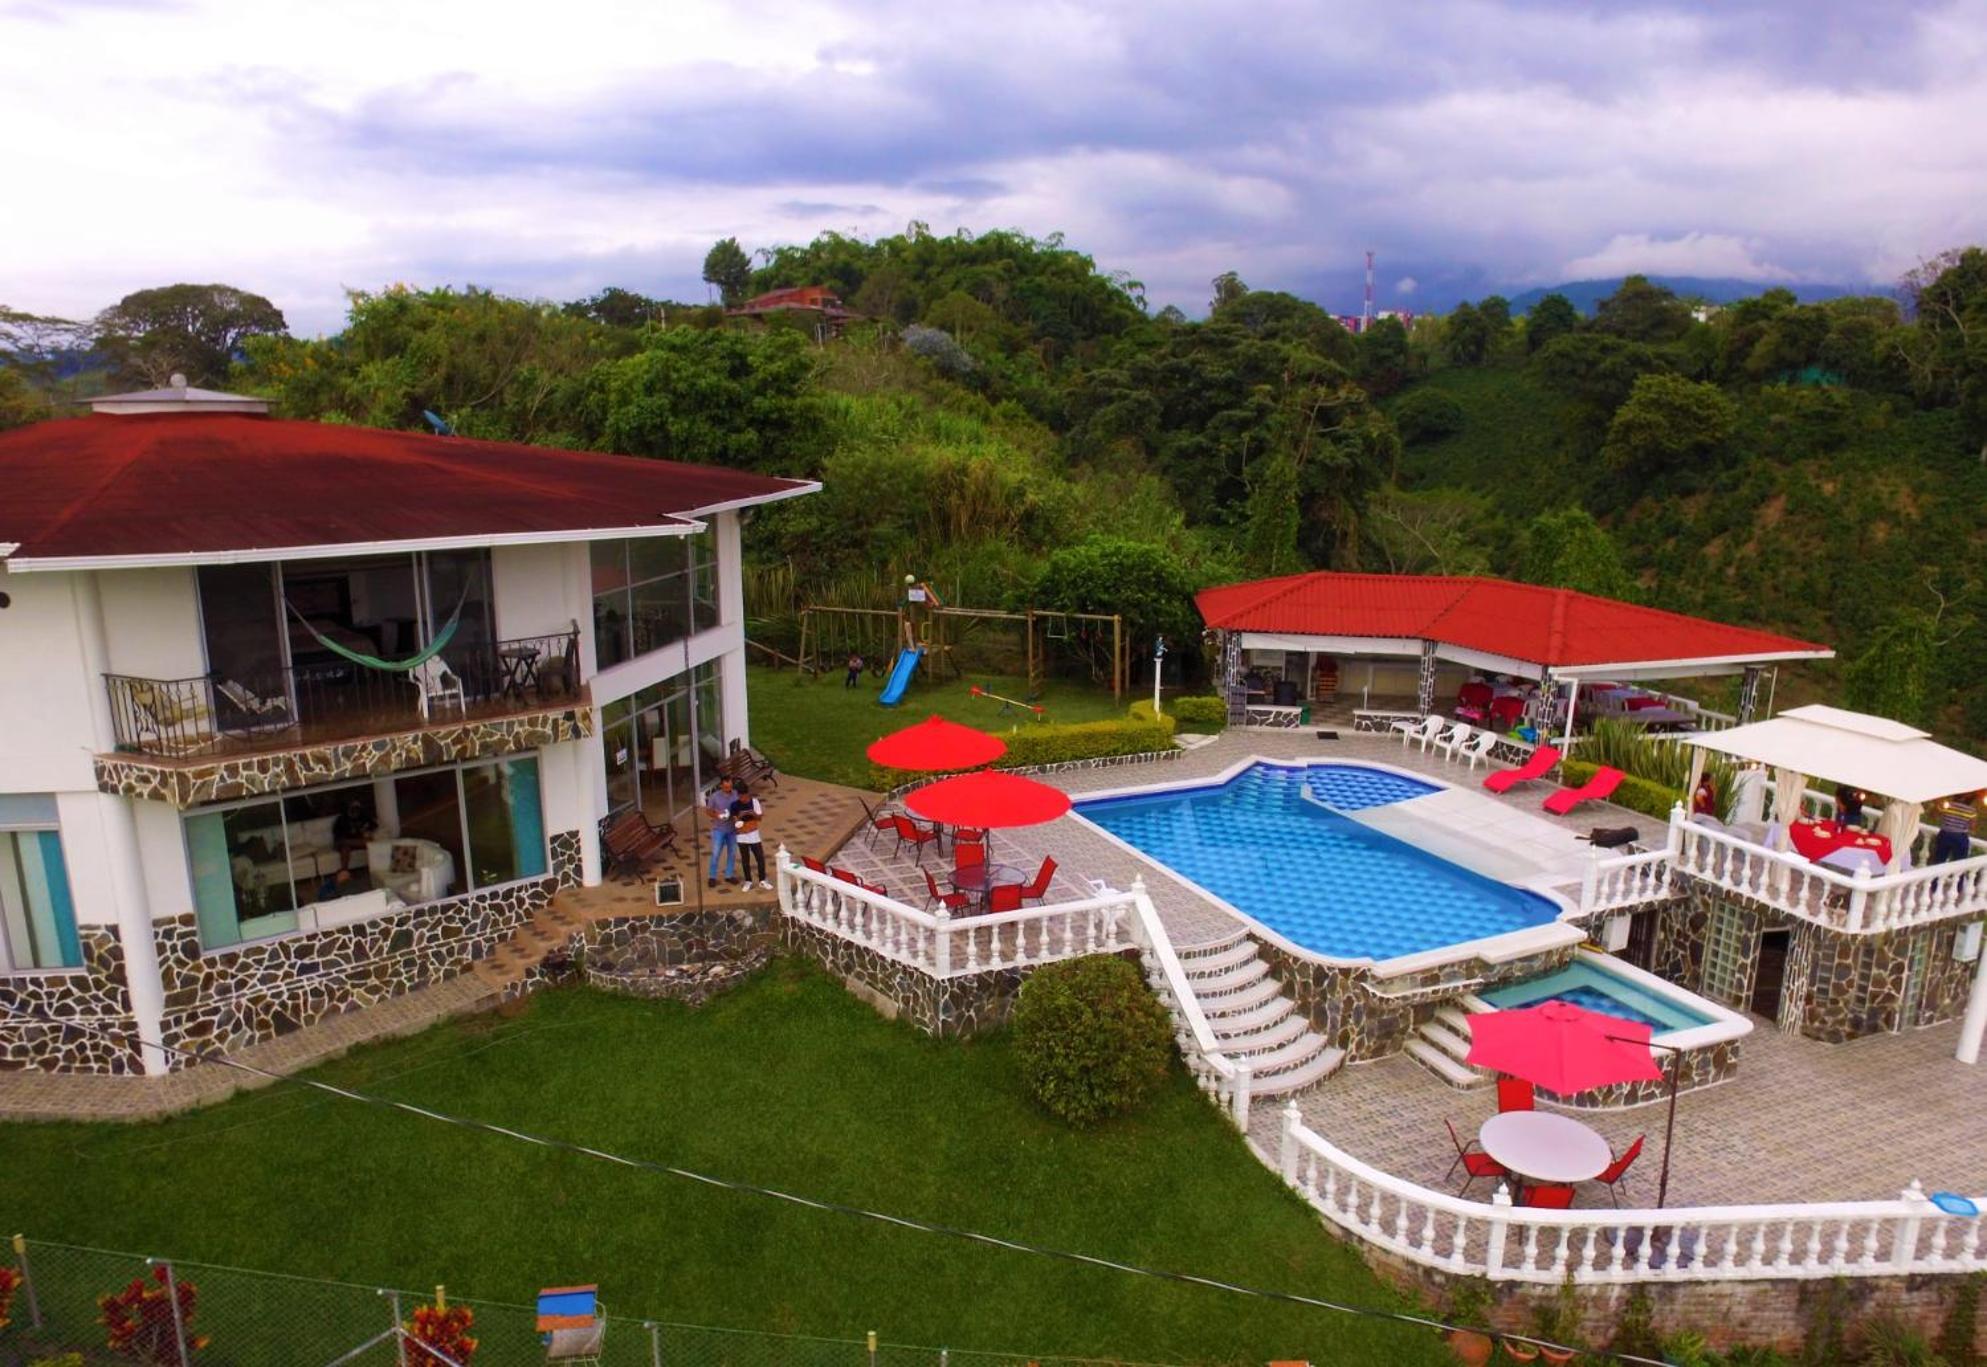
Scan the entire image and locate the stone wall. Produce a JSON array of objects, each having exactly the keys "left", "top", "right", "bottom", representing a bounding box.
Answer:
[
  {"left": 0, "top": 929, "right": 145, "bottom": 1074},
  {"left": 549, "top": 829, "right": 585, "bottom": 891},
  {"left": 152, "top": 875, "right": 553, "bottom": 1063},
  {"left": 779, "top": 916, "right": 1034, "bottom": 1036},
  {"left": 95, "top": 706, "right": 594, "bottom": 807},
  {"left": 586, "top": 905, "right": 778, "bottom": 973},
  {"left": 1537, "top": 1036, "right": 1743, "bottom": 1109},
  {"left": 1362, "top": 1243, "right": 1983, "bottom": 1358}
]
